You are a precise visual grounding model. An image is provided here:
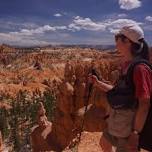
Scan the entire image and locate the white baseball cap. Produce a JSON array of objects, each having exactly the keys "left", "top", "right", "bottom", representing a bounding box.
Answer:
[{"left": 118, "top": 25, "right": 144, "bottom": 44}]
